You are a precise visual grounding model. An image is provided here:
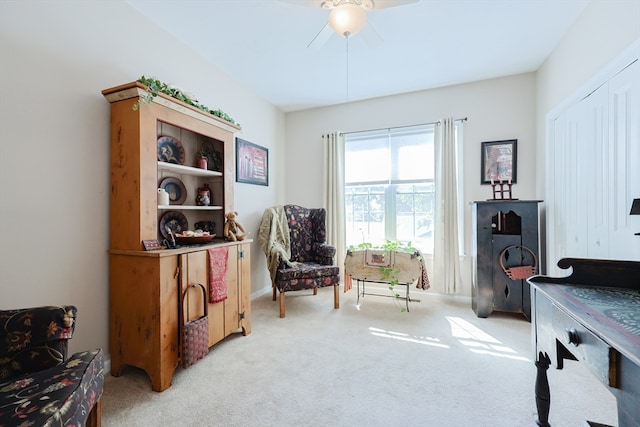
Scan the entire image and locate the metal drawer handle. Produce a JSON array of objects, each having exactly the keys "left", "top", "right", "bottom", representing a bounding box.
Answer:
[{"left": 566, "top": 328, "right": 580, "bottom": 346}]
